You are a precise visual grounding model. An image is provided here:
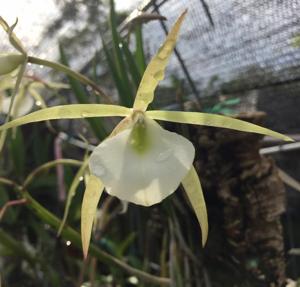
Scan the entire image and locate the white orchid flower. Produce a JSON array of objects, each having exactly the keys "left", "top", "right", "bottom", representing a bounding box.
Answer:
[
  {"left": 0, "top": 11, "right": 293, "bottom": 258},
  {"left": 0, "top": 74, "right": 69, "bottom": 117},
  {"left": 0, "top": 89, "right": 34, "bottom": 117},
  {"left": 89, "top": 111, "right": 195, "bottom": 206}
]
